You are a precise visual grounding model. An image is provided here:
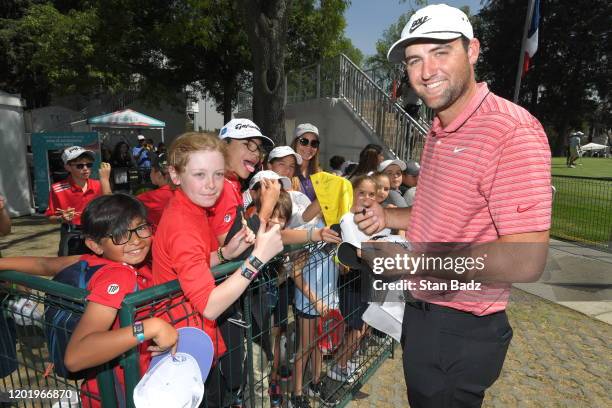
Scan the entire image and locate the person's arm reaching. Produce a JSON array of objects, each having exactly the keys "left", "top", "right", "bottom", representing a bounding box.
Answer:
[
  {"left": 202, "top": 222, "right": 284, "bottom": 320},
  {"left": 0, "top": 255, "right": 80, "bottom": 276},
  {"left": 64, "top": 304, "right": 177, "bottom": 372}
]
